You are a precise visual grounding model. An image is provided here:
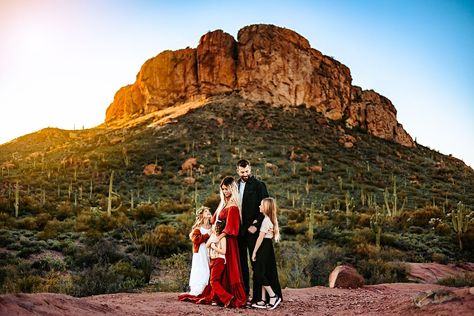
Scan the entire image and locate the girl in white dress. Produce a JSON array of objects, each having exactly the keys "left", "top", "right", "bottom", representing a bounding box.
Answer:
[{"left": 188, "top": 206, "right": 212, "bottom": 295}]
